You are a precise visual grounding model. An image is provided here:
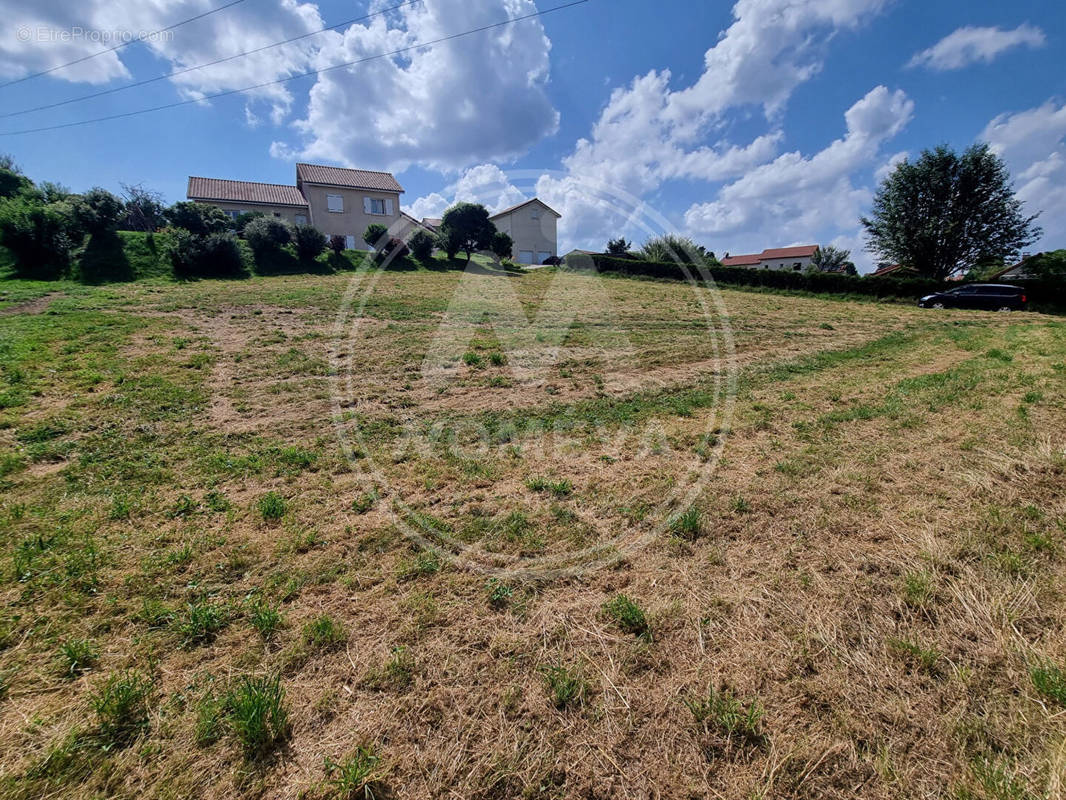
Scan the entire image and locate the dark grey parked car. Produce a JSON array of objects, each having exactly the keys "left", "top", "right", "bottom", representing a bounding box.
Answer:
[{"left": 918, "top": 284, "right": 1027, "bottom": 311}]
